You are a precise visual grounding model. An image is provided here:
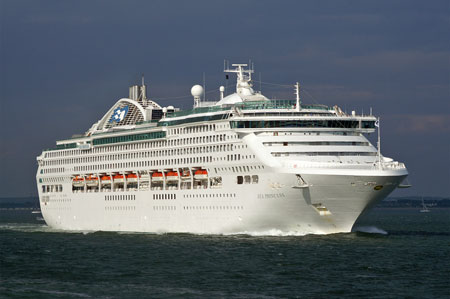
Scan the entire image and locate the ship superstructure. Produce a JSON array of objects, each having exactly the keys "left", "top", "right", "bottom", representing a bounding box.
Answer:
[{"left": 36, "top": 64, "right": 408, "bottom": 234}]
